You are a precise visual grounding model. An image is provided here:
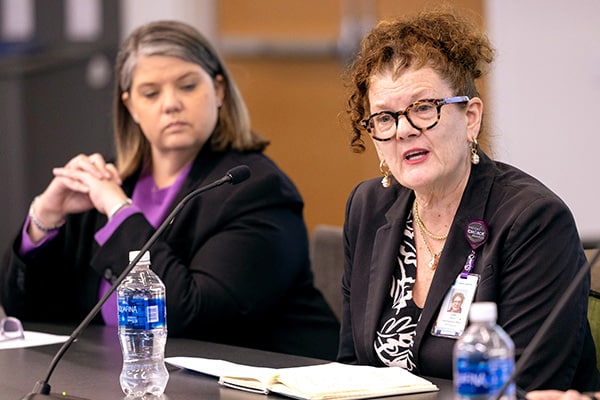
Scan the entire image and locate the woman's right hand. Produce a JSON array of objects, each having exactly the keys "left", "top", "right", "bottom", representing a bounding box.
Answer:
[{"left": 527, "top": 390, "right": 599, "bottom": 400}]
